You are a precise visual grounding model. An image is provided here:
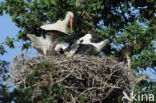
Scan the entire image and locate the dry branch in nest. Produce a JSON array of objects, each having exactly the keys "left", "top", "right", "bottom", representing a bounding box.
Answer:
[{"left": 10, "top": 55, "right": 134, "bottom": 103}]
